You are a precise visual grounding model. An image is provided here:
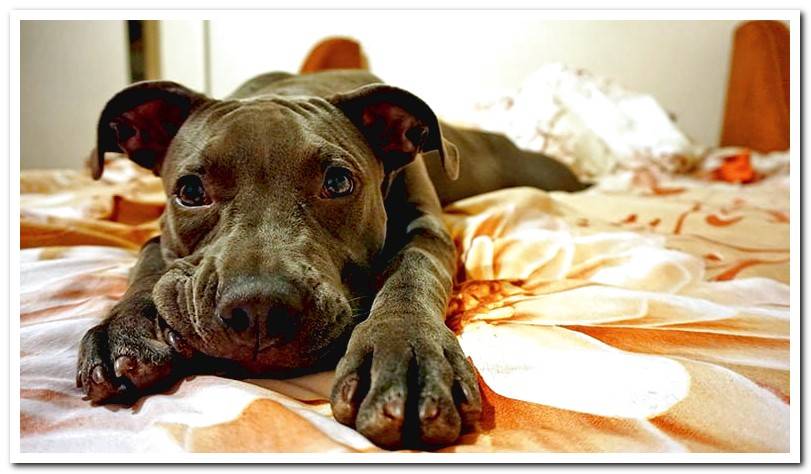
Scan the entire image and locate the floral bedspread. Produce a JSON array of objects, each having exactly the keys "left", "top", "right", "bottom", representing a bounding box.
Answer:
[{"left": 19, "top": 154, "right": 790, "bottom": 453}]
